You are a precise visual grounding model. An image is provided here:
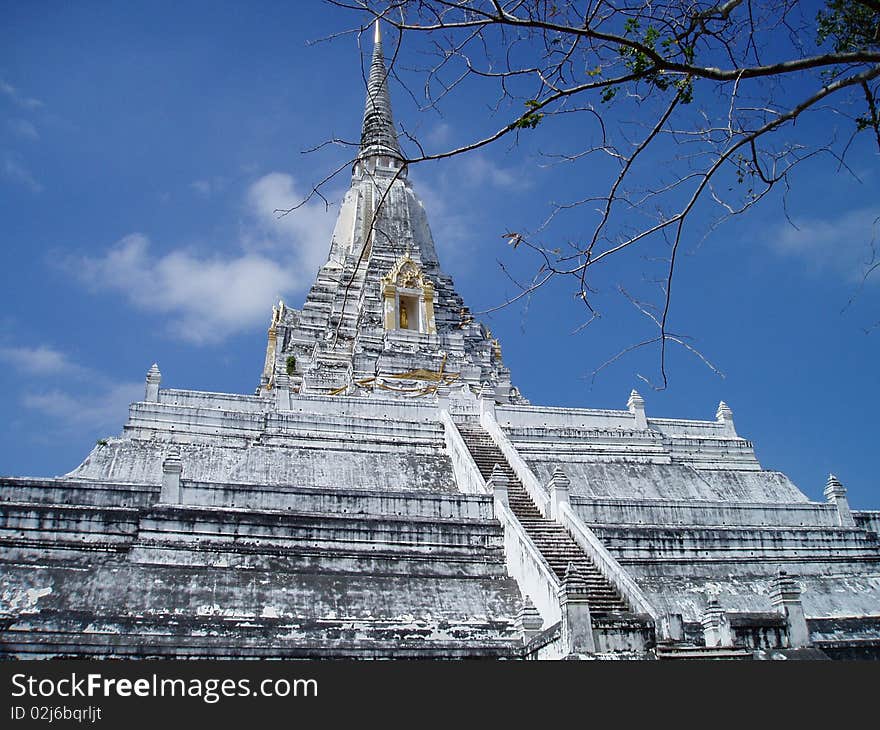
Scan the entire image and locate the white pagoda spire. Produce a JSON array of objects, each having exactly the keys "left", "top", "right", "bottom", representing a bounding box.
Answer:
[{"left": 359, "top": 19, "right": 403, "bottom": 162}]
